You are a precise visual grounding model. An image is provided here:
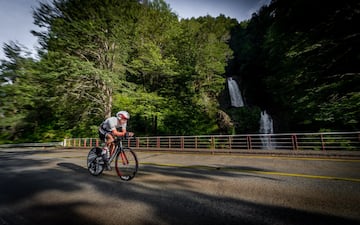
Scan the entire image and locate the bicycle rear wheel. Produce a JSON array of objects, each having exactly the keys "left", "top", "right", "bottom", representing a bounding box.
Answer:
[
  {"left": 87, "top": 147, "right": 104, "bottom": 176},
  {"left": 115, "top": 147, "right": 138, "bottom": 181}
]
